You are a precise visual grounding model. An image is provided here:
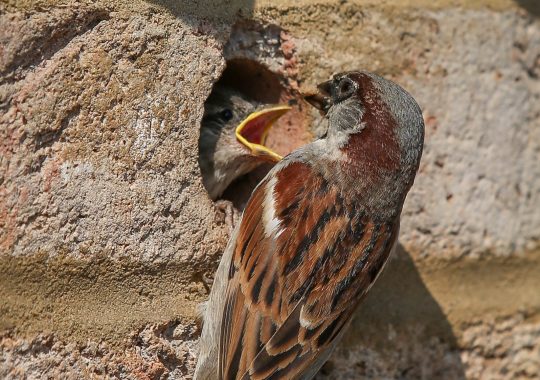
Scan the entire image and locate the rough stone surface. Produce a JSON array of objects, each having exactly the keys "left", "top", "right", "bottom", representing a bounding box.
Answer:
[{"left": 1, "top": 0, "right": 539, "bottom": 379}]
